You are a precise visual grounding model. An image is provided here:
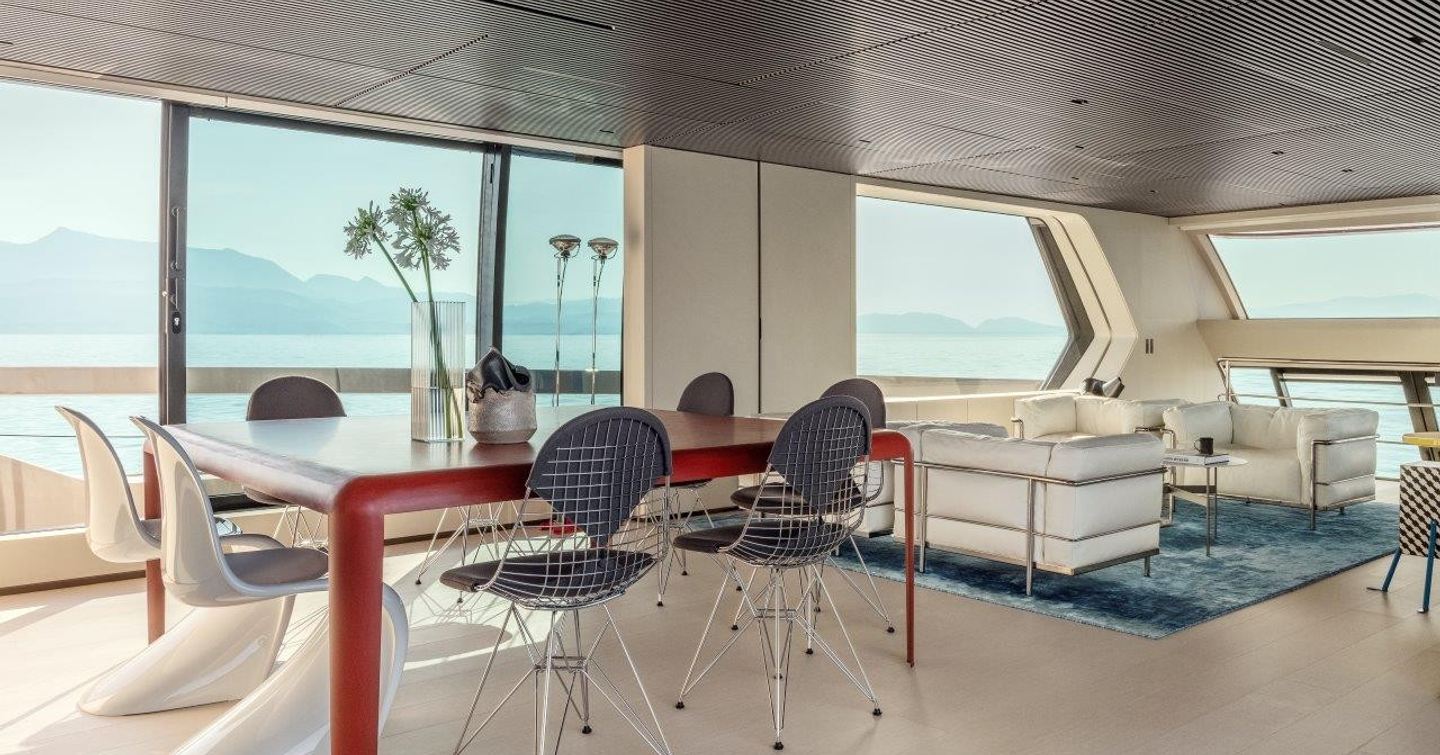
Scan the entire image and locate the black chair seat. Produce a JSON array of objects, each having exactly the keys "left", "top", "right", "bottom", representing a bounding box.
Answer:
[
  {"left": 730, "top": 485, "right": 806, "bottom": 513},
  {"left": 672, "top": 524, "right": 747, "bottom": 554},
  {"left": 440, "top": 549, "right": 656, "bottom": 605},
  {"left": 732, "top": 483, "right": 860, "bottom": 517},
  {"left": 675, "top": 520, "right": 851, "bottom": 563},
  {"left": 225, "top": 546, "right": 329, "bottom": 585}
]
